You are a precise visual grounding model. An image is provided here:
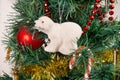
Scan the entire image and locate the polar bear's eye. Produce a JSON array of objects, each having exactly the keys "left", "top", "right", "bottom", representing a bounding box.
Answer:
[{"left": 41, "top": 21, "right": 44, "bottom": 23}]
